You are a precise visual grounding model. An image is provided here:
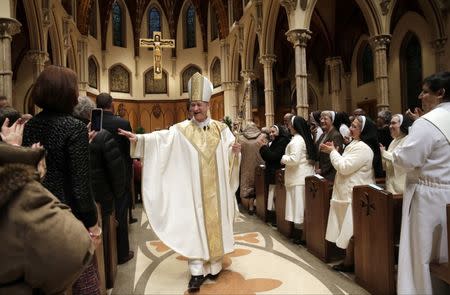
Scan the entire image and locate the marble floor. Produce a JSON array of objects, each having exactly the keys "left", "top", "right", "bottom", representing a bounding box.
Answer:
[{"left": 111, "top": 205, "right": 369, "bottom": 295}]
